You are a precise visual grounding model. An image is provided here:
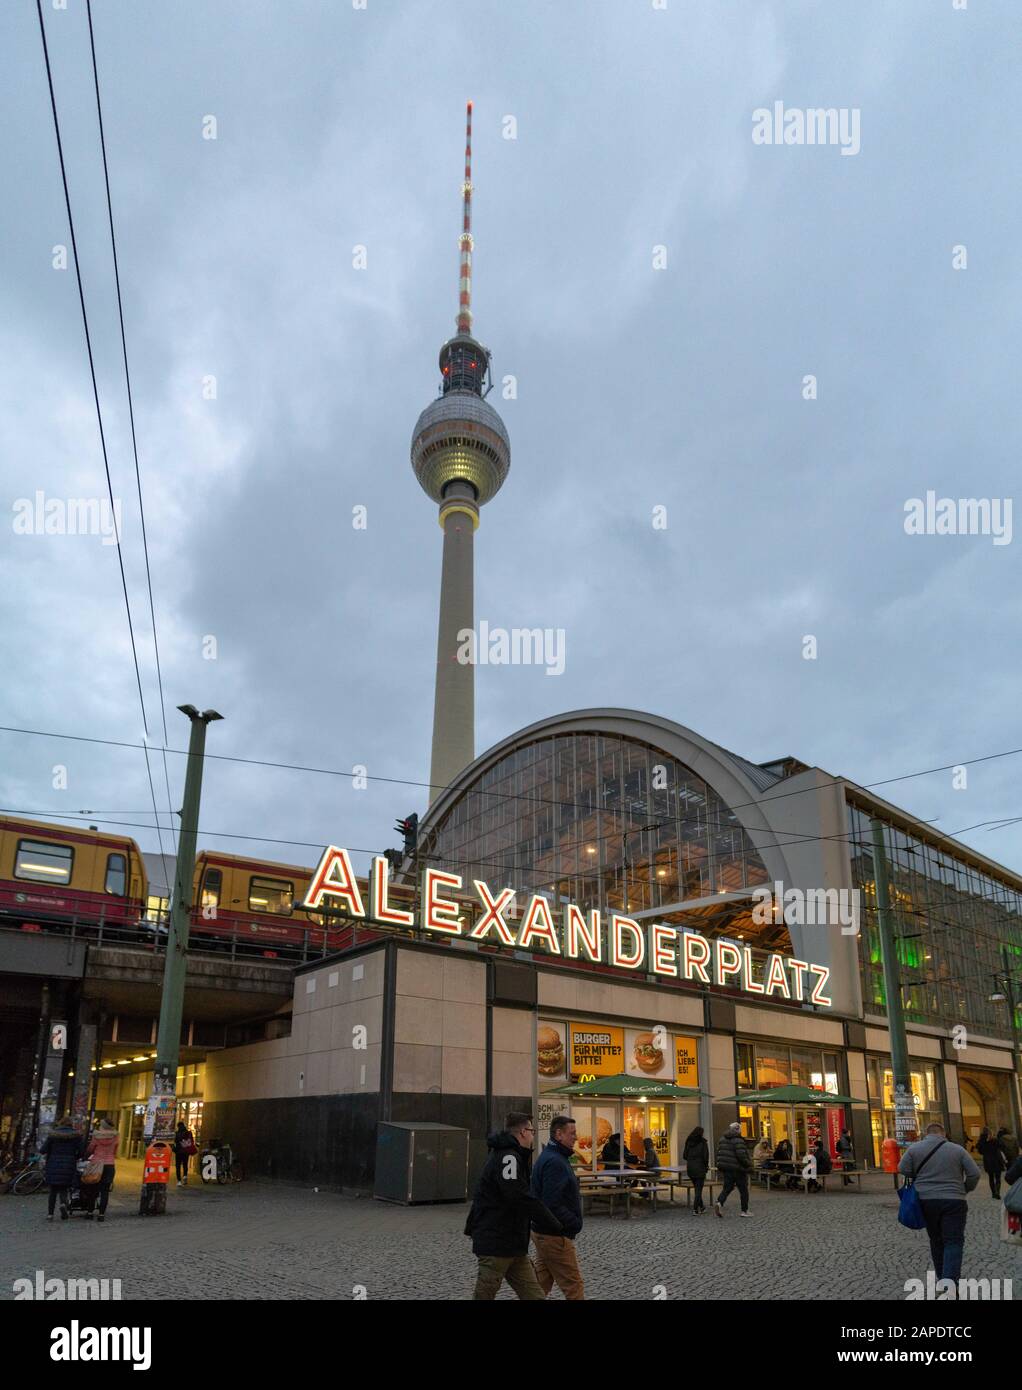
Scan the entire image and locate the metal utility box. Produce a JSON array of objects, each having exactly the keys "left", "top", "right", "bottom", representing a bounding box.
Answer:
[{"left": 374, "top": 1122, "right": 470, "bottom": 1204}]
